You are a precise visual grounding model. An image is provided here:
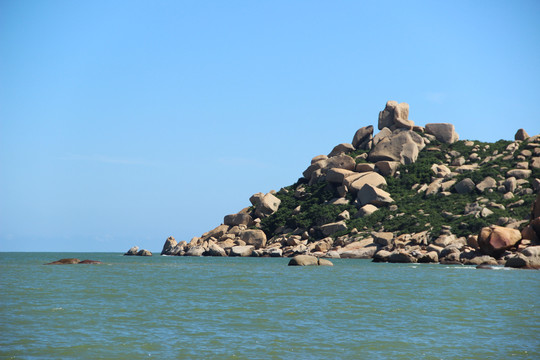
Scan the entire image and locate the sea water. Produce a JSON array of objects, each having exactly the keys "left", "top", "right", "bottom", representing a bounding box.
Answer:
[{"left": 0, "top": 253, "right": 538, "bottom": 359}]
